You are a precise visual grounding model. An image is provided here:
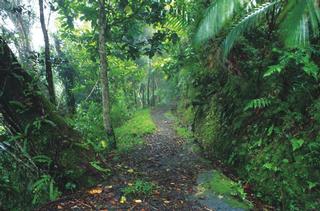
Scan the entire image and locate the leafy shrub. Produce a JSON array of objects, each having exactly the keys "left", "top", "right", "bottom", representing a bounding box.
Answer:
[
  {"left": 0, "top": 143, "right": 61, "bottom": 210},
  {"left": 122, "top": 179, "right": 156, "bottom": 197},
  {"left": 71, "top": 102, "right": 107, "bottom": 152}
]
